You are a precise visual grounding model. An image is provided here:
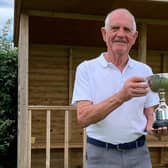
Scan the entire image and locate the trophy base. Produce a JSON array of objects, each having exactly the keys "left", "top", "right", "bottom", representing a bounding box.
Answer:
[
  {"left": 153, "top": 120, "right": 168, "bottom": 129},
  {"left": 164, "top": 119, "right": 168, "bottom": 127}
]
